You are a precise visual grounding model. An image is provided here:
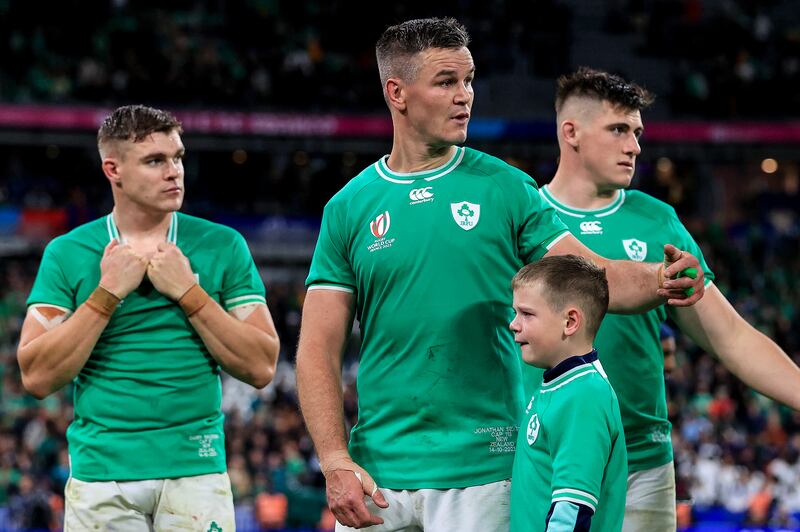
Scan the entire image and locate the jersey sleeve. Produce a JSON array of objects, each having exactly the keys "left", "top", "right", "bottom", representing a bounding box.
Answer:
[
  {"left": 512, "top": 174, "right": 570, "bottom": 263},
  {"left": 545, "top": 501, "right": 594, "bottom": 532},
  {"left": 220, "top": 230, "right": 266, "bottom": 311},
  {"left": 664, "top": 210, "right": 715, "bottom": 286},
  {"left": 27, "top": 240, "right": 76, "bottom": 311},
  {"left": 305, "top": 198, "right": 356, "bottom": 292},
  {"left": 546, "top": 383, "right": 617, "bottom": 526}
]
